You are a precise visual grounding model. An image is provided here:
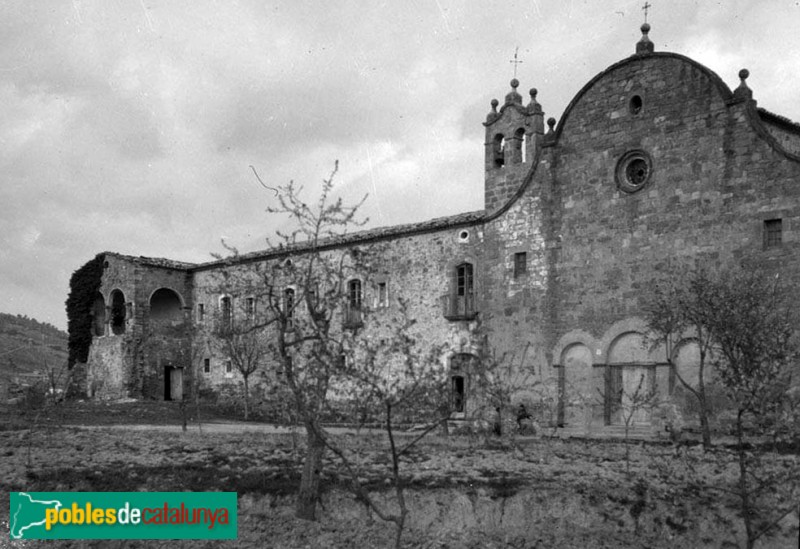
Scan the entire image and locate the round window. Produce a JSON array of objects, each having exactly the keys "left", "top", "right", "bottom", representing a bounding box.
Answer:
[{"left": 615, "top": 150, "right": 653, "bottom": 193}]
